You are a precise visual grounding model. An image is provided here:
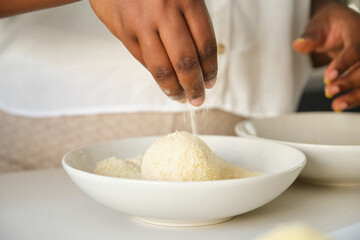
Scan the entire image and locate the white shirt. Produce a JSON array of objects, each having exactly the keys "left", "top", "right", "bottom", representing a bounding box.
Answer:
[{"left": 0, "top": 0, "right": 311, "bottom": 118}]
